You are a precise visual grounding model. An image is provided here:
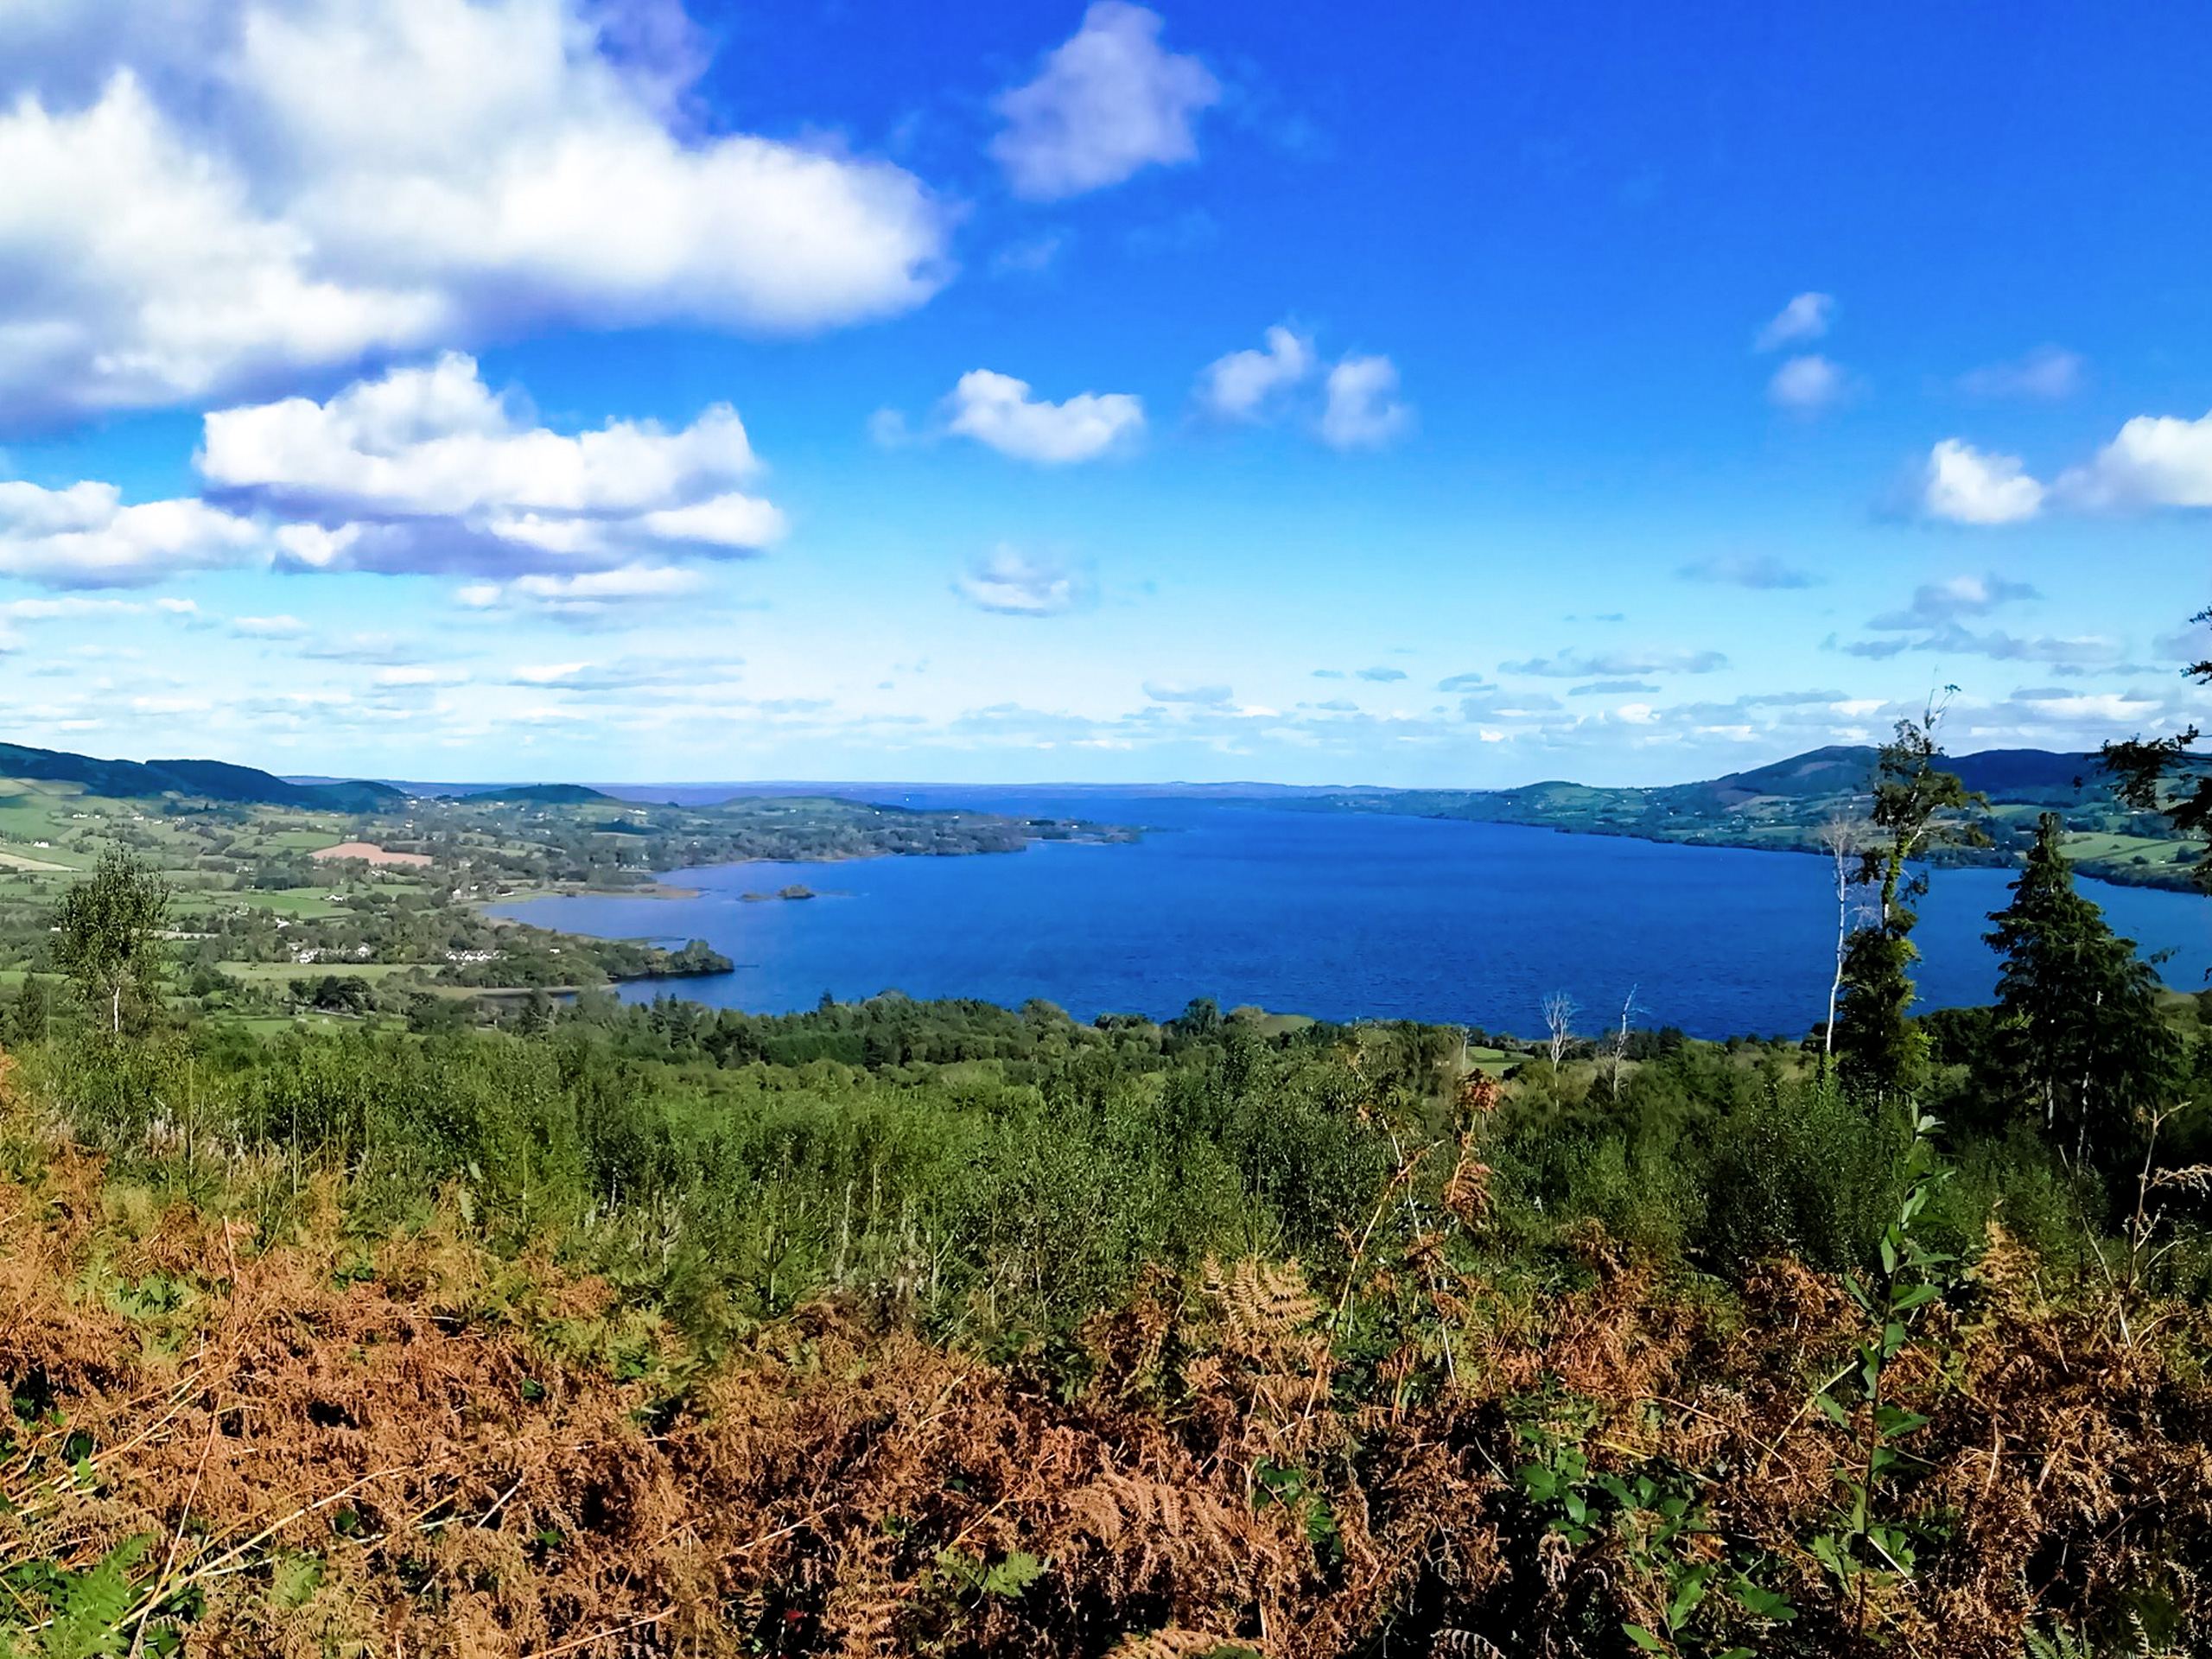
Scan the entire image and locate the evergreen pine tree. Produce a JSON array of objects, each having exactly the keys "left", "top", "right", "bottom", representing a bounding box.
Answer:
[{"left": 1985, "top": 812, "right": 2177, "bottom": 1166}]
